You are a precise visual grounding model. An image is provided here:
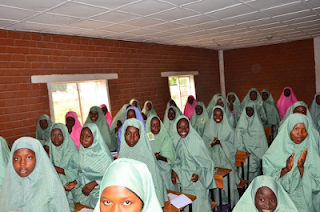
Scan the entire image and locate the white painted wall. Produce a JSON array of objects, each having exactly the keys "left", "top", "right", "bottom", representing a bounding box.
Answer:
[{"left": 314, "top": 37, "right": 320, "bottom": 92}]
